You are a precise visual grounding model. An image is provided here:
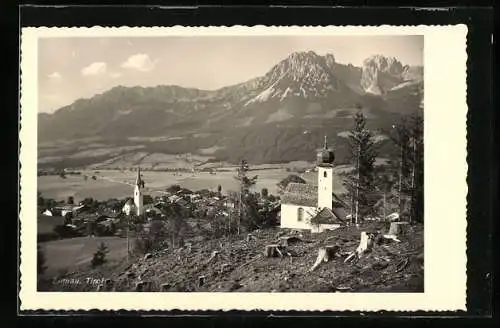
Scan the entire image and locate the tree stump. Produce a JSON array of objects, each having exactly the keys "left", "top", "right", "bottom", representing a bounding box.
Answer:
[
  {"left": 246, "top": 233, "right": 257, "bottom": 242},
  {"left": 104, "top": 279, "right": 114, "bottom": 291},
  {"left": 264, "top": 244, "right": 283, "bottom": 257},
  {"left": 220, "top": 263, "right": 231, "bottom": 274},
  {"left": 198, "top": 275, "right": 206, "bottom": 287},
  {"left": 135, "top": 282, "right": 145, "bottom": 292},
  {"left": 135, "top": 281, "right": 150, "bottom": 292},
  {"left": 309, "top": 245, "right": 340, "bottom": 272},
  {"left": 278, "top": 236, "right": 302, "bottom": 247},
  {"left": 344, "top": 232, "right": 374, "bottom": 263},
  {"left": 206, "top": 251, "right": 219, "bottom": 264},
  {"left": 387, "top": 222, "right": 411, "bottom": 236}
]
